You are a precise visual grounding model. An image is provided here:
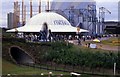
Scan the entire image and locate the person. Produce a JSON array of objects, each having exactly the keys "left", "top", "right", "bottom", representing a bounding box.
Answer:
[
  {"left": 88, "top": 43, "right": 90, "bottom": 48},
  {"left": 83, "top": 37, "right": 85, "bottom": 41},
  {"left": 85, "top": 44, "right": 87, "bottom": 47},
  {"left": 43, "top": 31, "right": 47, "bottom": 41},
  {"left": 48, "top": 29, "right": 52, "bottom": 42},
  {"left": 42, "top": 22, "right": 48, "bottom": 41},
  {"left": 39, "top": 30, "right": 42, "bottom": 41},
  {"left": 78, "top": 38, "right": 81, "bottom": 45}
]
